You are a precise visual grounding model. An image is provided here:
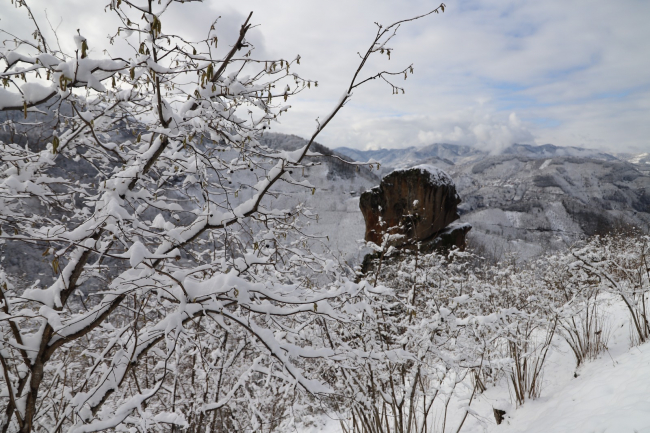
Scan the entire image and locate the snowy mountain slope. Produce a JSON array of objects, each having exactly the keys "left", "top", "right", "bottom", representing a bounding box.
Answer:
[
  {"left": 335, "top": 142, "right": 650, "bottom": 260},
  {"left": 257, "top": 134, "right": 380, "bottom": 265},
  {"left": 450, "top": 155, "right": 650, "bottom": 259},
  {"left": 618, "top": 152, "right": 650, "bottom": 166},
  {"left": 260, "top": 133, "right": 380, "bottom": 184},
  {"left": 618, "top": 152, "right": 650, "bottom": 176},
  {"left": 501, "top": 143, "right": 618, "bottom": 161},
  {"left": 629, "top": 152, "right": 650, "bottom": 164},
  {"left": 335, "top": 142, "right": 484, "bottom": 169}
]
